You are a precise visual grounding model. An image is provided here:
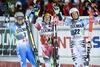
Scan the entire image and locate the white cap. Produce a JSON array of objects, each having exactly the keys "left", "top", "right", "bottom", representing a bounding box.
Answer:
[
  {"left": 69, "top": 8, "right": 79, "bottom": 15},
  {"left": 65, "top": 0, "right": 70, "bottom": 3},
  {"left": 15, "top": 12, "right": 24, "bottom": 17},
  {"left": 81, "top": 0, "right": 85, "bottom": 3},
  {"left": 15, "top": 1, "right": 22, "bottom": 7}
]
